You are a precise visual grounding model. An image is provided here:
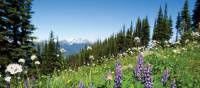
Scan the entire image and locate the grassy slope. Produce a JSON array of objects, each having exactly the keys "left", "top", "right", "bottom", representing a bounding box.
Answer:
[{"left": 13, "top": 43, "right": 200, "bottom": 88}]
